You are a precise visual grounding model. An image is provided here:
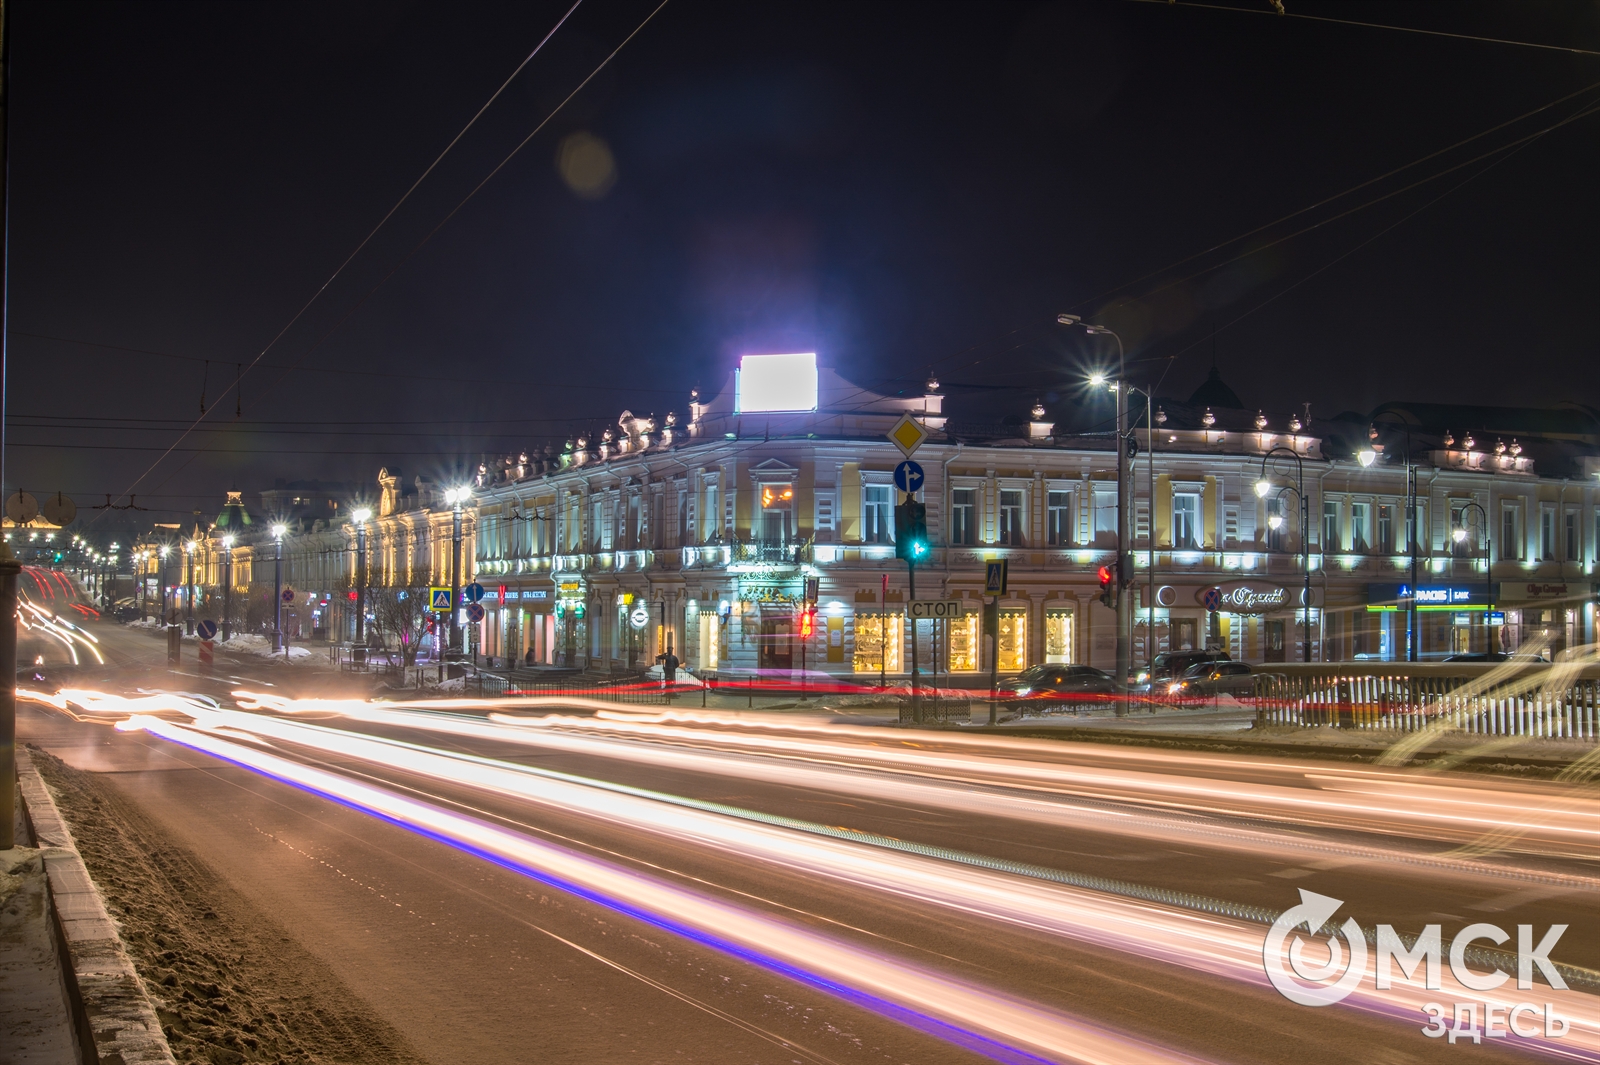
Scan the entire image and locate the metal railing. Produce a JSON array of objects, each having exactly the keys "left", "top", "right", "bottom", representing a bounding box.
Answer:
[{"left": 1252, "top": 662, "right": 1600, "bottom": 739}]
